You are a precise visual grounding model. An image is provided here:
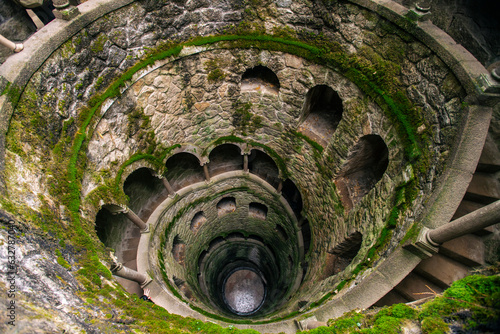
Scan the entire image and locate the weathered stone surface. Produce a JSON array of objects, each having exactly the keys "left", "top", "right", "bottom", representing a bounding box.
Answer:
[{"left": 0, "top": 0, "right": 489, "bottom": 330}]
